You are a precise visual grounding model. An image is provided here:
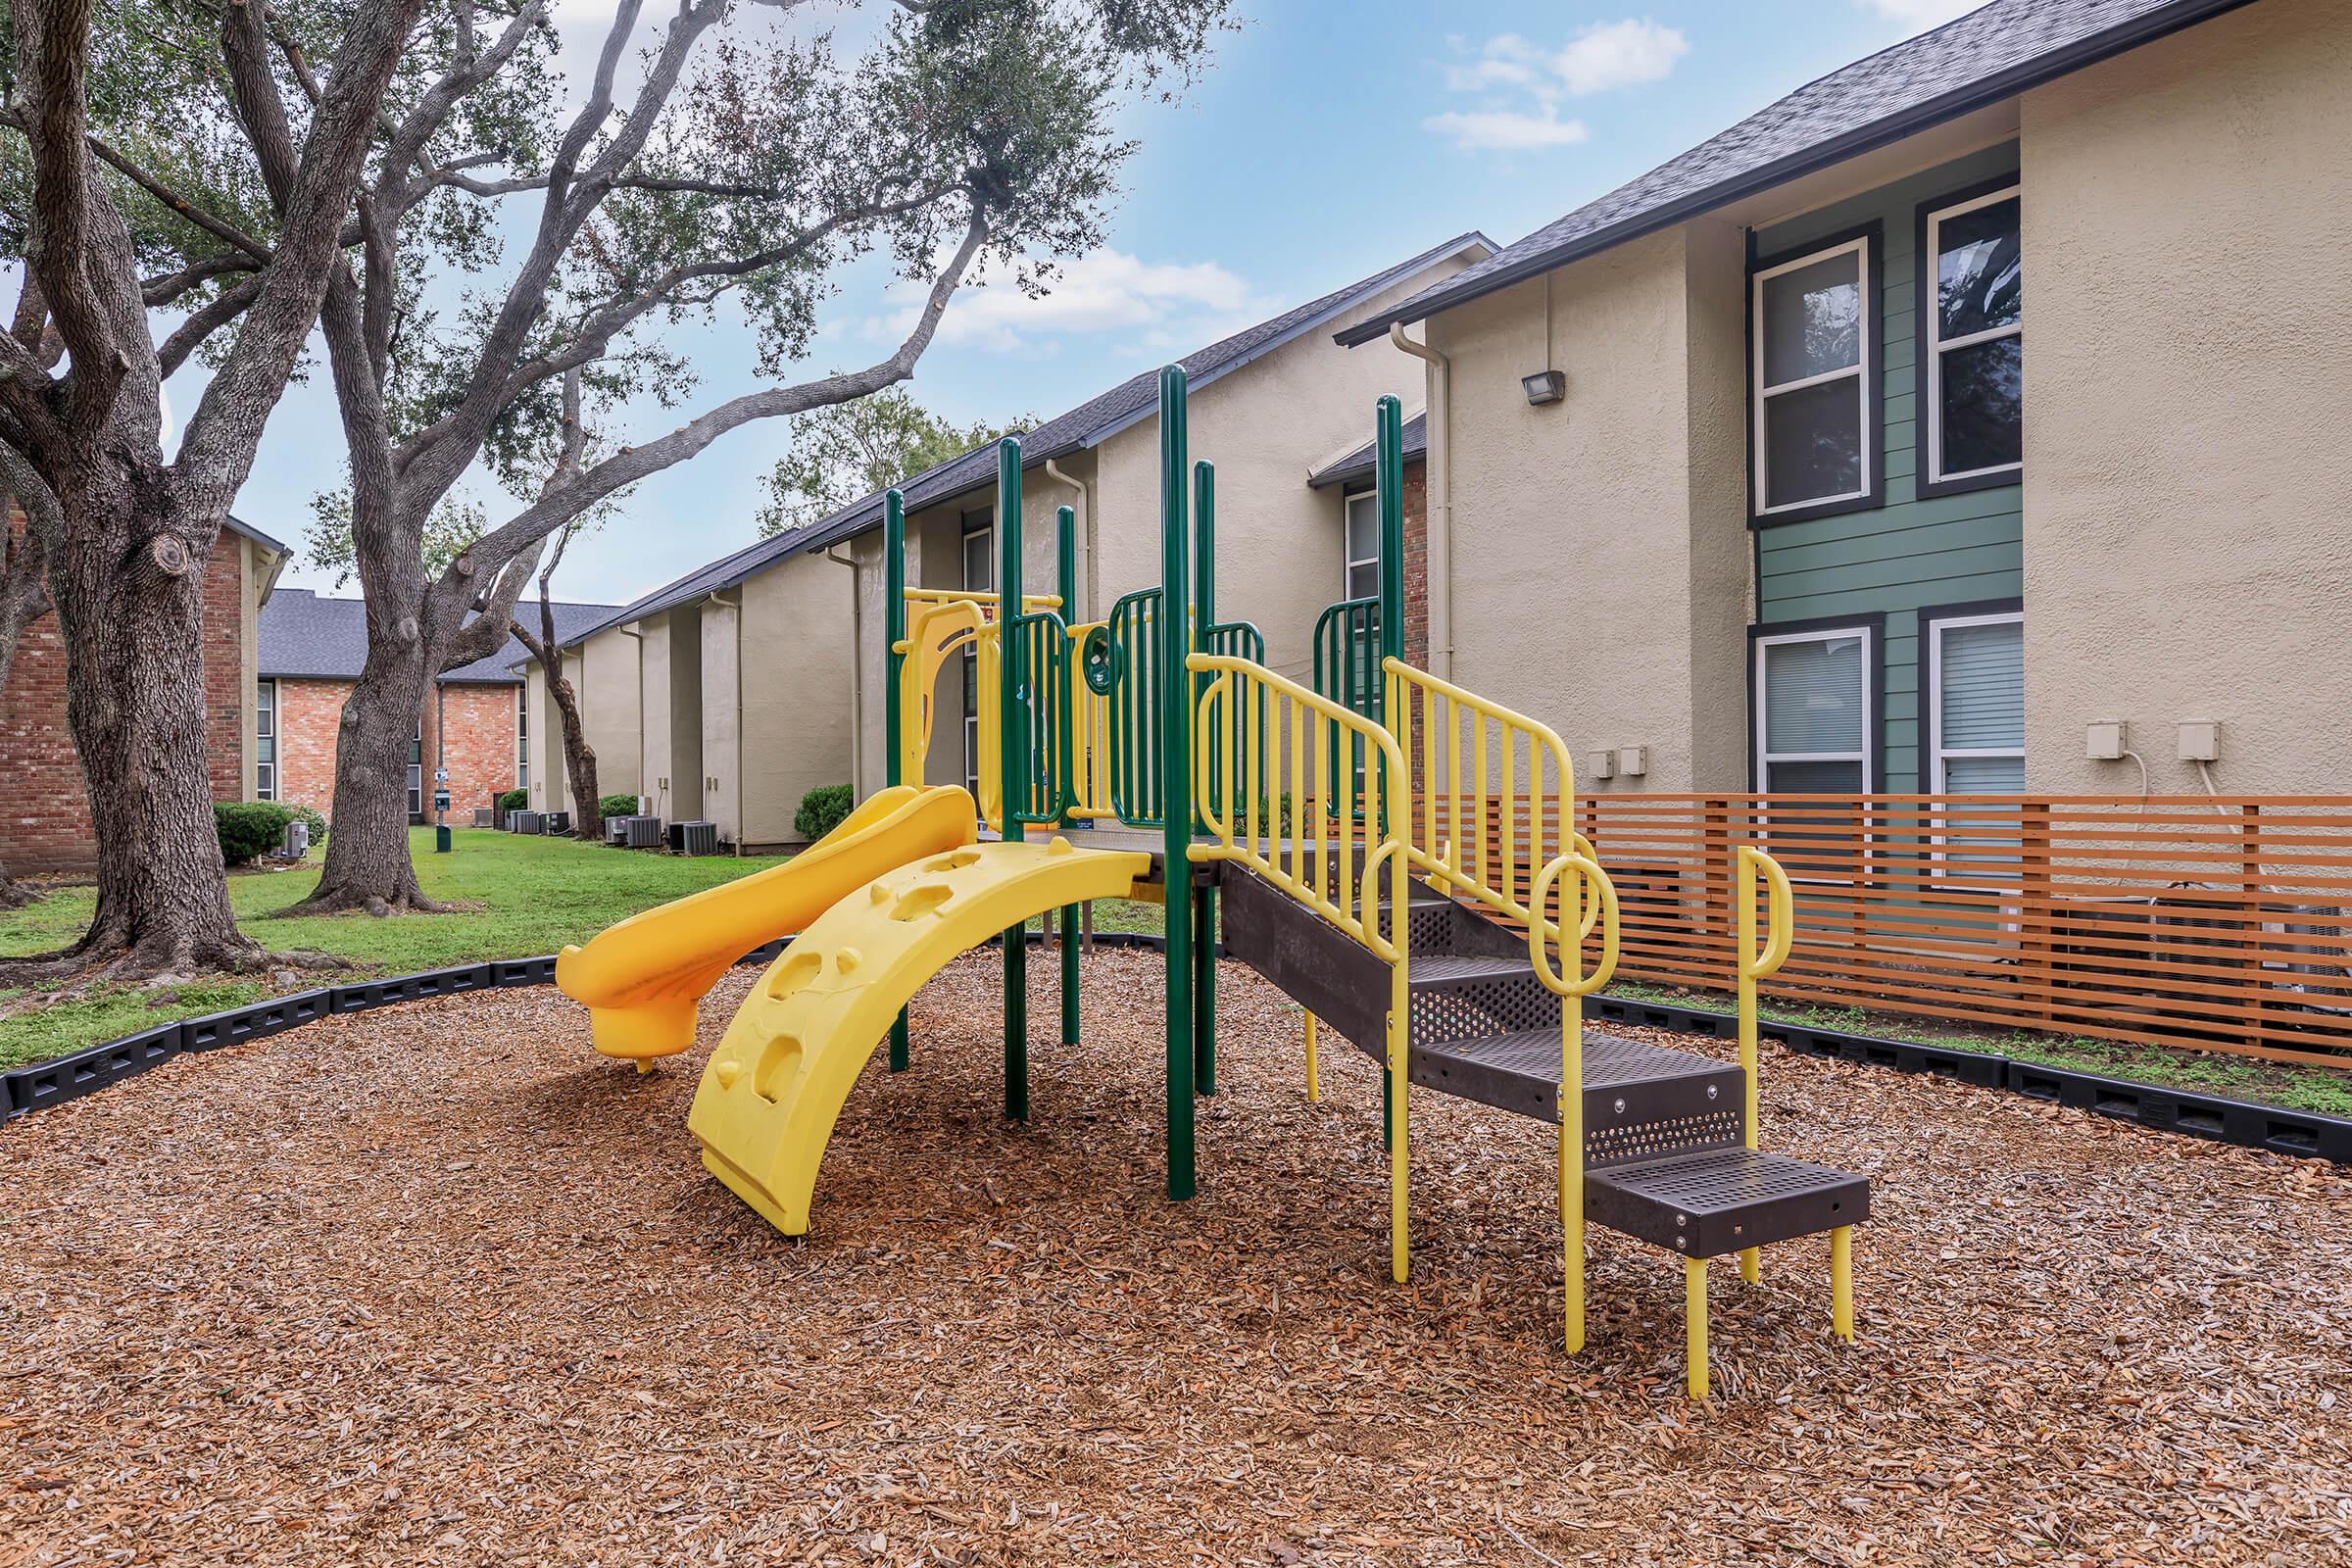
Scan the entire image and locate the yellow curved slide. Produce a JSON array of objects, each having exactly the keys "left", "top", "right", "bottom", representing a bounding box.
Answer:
[
  {"left": 555, "top": 785, "right": 979, "bottom": 1064},
  {"left": 689, "top": 835, "right": 1151, "bottom": 1237}
]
